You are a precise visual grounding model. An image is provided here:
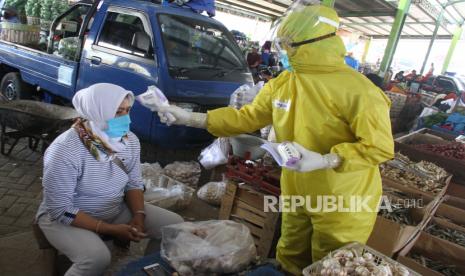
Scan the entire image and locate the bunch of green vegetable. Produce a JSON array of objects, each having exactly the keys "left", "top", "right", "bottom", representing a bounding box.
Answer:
[
  {"left": 50, "top": 0, "right": 68, "bottom": 20},
  {"left": 4, "top": 0, "right": 27, "bottom": 15},
  {"left": 25, "top": 0, "right": 41, "bottom": 17},
  {"left": 40, "top": 0, "right": 53, "bottom": 21},
  {"left": 40, "top": 0, "right": 68, "bottom": 21},
  {"left": 423, "top": 112, "right": 448, "bottom": 128}
]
